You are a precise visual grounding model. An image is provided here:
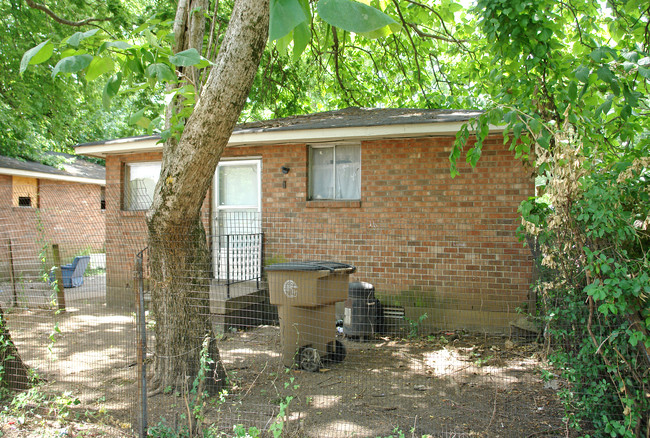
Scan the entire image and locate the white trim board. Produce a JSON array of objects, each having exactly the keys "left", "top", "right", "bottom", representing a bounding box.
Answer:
[
  {"left": 75, "top": 122, "right": 505, "bottom": 158},
  {"left": 0, "top": 168, "right": 105, "bottom": 186}
]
